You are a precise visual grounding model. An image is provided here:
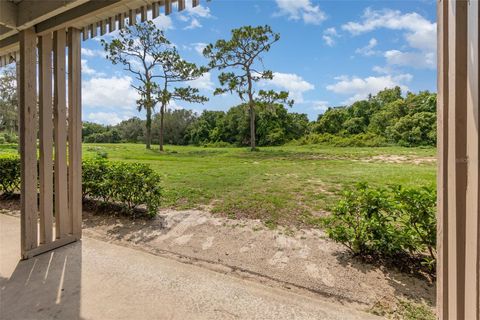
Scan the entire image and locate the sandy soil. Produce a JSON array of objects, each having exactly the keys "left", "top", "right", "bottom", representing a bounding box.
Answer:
[{"left": 0, "top": 199, "right": 435, "bottom": 315}]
